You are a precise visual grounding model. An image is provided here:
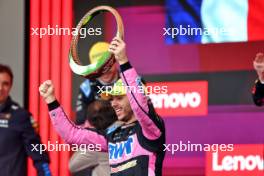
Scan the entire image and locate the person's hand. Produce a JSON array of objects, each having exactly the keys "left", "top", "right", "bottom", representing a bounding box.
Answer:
[
  {"left": 108, "top": 37, "right": 128, "bottom": 65},
  {"left": 39, "top": 80, "right": 56, "bottom": 104},
  {"left": 253, "top": 53, "right": 264, "bottom": 82}
]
